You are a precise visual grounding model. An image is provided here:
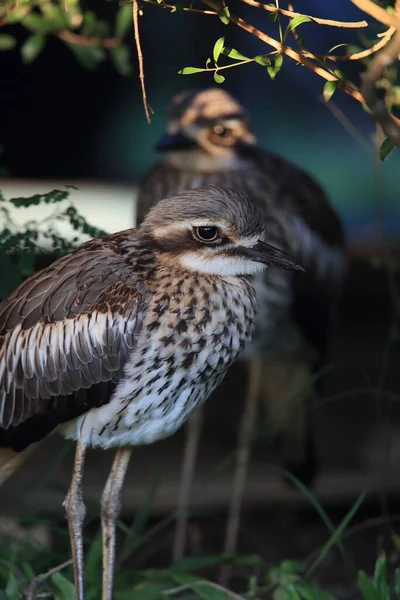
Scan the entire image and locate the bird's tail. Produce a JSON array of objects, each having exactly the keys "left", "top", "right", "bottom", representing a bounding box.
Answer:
[{"left": 0, "top": 445, "right": 38, "bottom": 487}]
